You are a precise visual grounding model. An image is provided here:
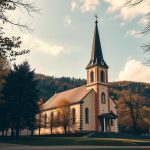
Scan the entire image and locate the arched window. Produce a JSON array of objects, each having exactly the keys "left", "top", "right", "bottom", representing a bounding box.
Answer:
[
  {"left": 72, "top": 108, "right": 76, "bottom": 124},
  {"left": 101, "top": 93, "right": 106, "bottom": 104},
  {"left": 44, "top": 114, "right": 47, "bottom": 127},
  {"left": 85, "top": 108, "right": 89, "bottom": 124},
  {"left": 90, "top": 71, "right": 94, "bottom": 83},
  {"left": 100, "top": 71, "right": 105, "bottom": 83}
]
